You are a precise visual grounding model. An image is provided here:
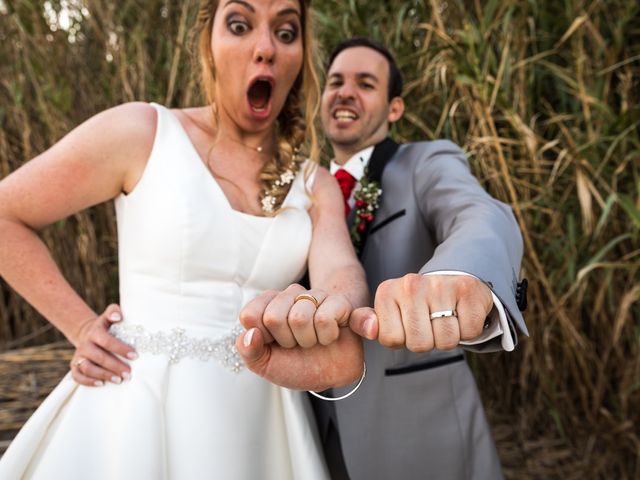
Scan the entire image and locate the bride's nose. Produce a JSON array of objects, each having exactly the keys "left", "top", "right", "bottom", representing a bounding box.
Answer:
[{"left": 253, "top": 28, "right": 275, "bottom": 65}]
